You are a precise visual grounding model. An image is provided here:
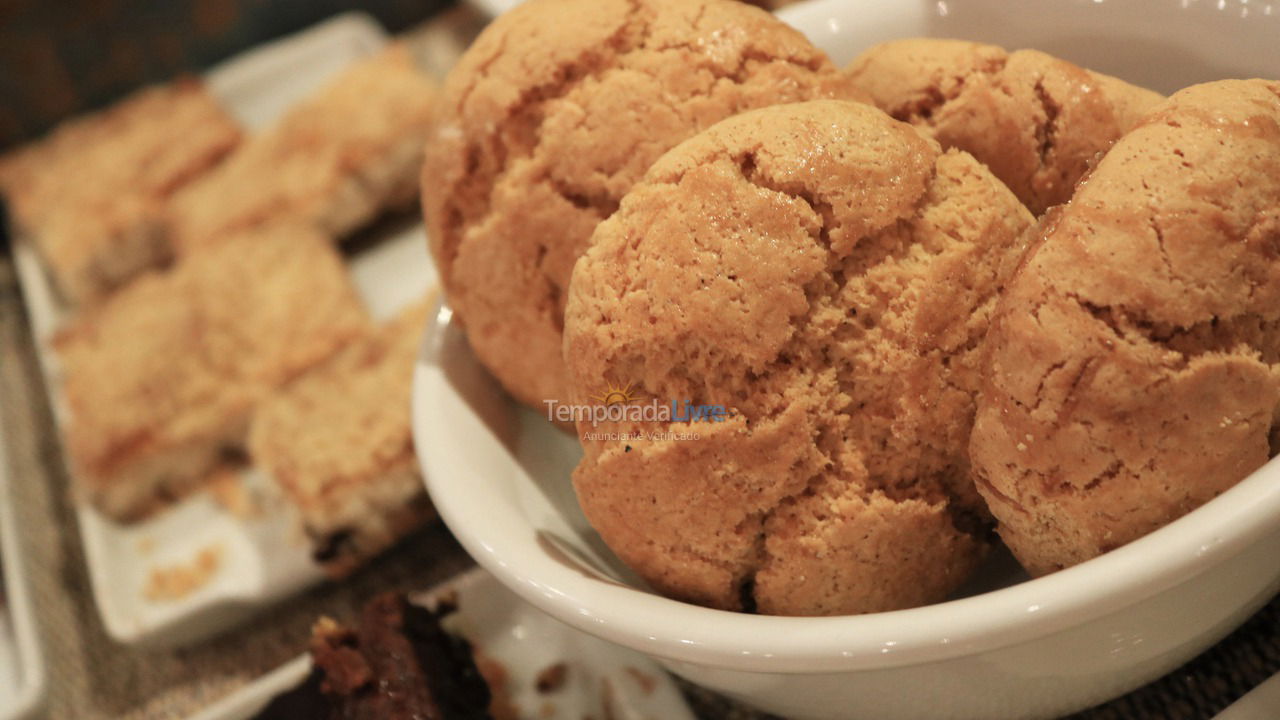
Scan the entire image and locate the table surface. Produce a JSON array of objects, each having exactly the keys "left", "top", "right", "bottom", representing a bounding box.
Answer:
[{"left": 0, "top": 6, "right": 1276, "bottom": 719}]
